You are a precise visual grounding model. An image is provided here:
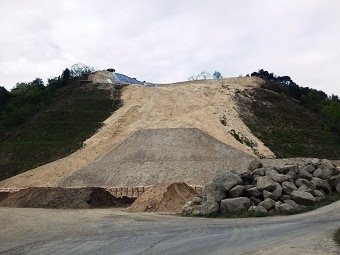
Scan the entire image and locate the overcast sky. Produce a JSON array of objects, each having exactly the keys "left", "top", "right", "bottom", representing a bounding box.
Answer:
[{"left": 1, "top": 0, "right": 340, "bottom": 96}]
